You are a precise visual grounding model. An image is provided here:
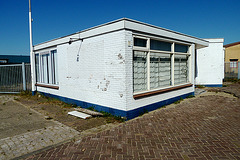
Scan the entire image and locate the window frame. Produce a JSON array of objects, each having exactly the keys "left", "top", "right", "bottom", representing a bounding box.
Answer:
[
  {"left": 35, "top": 48, "right": 59, "bottom": 88},
  {"left": 133, "top": 35, "right": 192, "bottom": 96}
]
